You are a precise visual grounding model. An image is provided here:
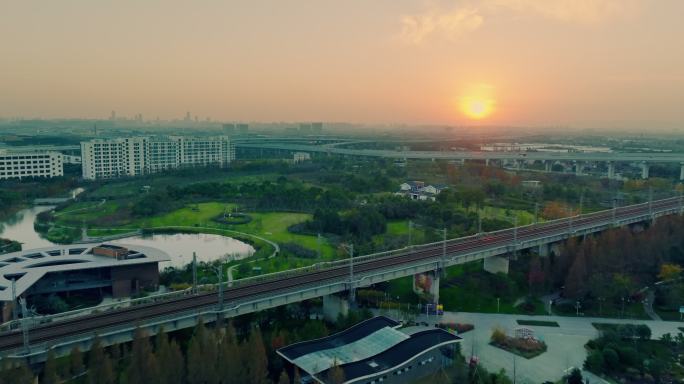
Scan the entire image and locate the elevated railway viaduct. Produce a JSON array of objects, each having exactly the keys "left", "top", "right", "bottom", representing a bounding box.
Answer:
[{"left": 1, "top": 196, "right": 682, "bottom": 362}]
